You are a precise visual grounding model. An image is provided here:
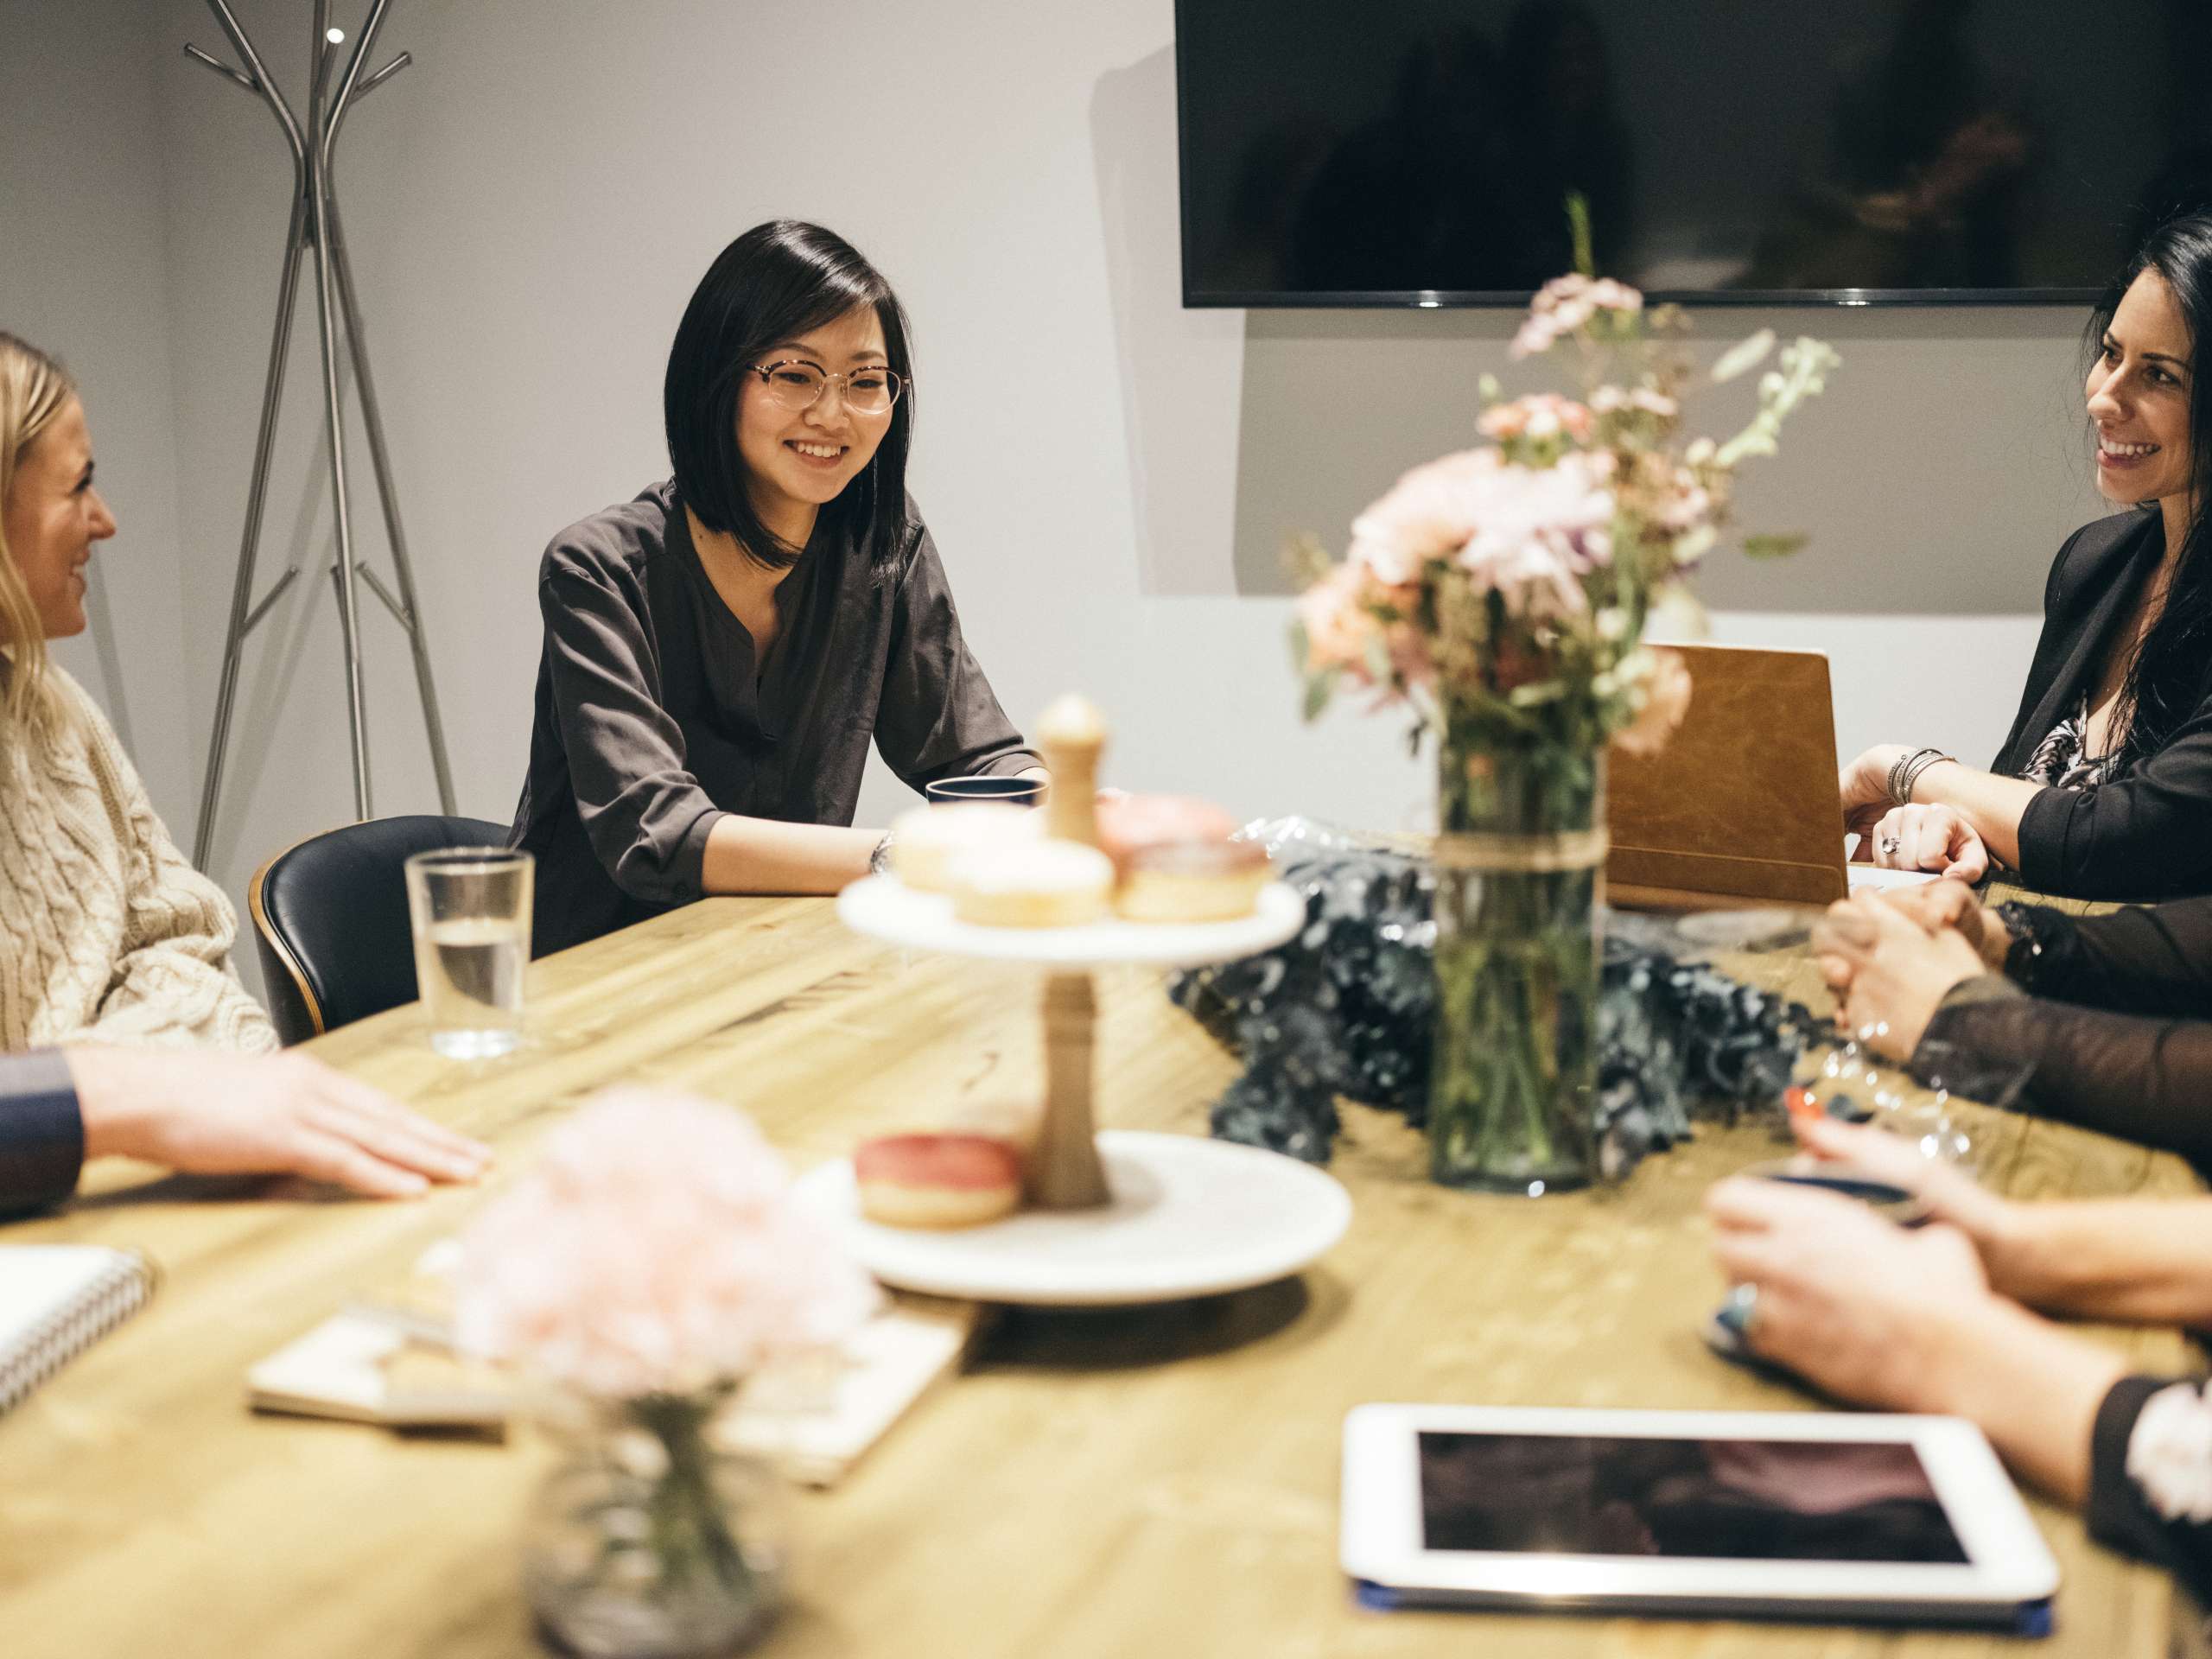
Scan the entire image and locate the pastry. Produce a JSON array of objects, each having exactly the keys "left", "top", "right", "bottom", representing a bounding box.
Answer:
[
  {"left": 855, "top": 1132, "right": 1023, "bottom": 1229},
  {"left": 949, "top": 841, "right": 1114, "bottom": 928},
  {"left": 888, "top": 802, "right": 1039, "bottom": 893},
  {"left": 1094, "top": 793, "right": 1238, "bottom": 878},
  {"left": 1116, "top": 838, "right": 1272, "bottom": 923}
]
